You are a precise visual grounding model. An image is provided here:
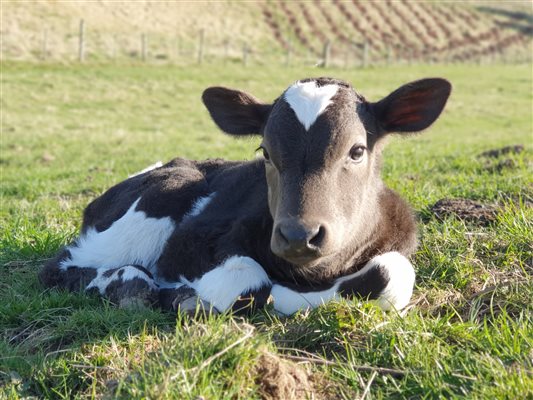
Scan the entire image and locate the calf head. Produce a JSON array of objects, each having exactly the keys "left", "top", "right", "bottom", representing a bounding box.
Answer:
[{"left": 202, "top": 77, "right": 451, "bottom": 268}]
